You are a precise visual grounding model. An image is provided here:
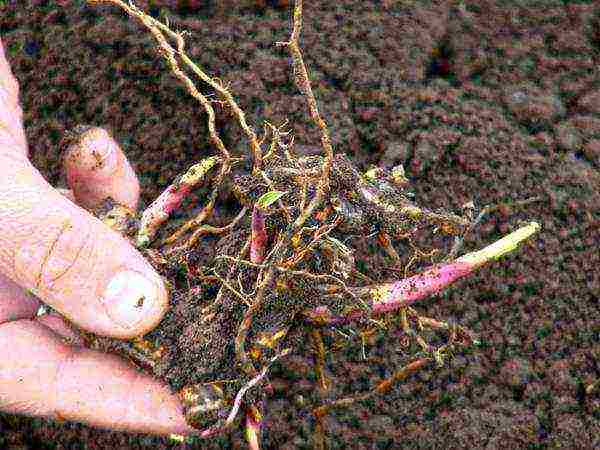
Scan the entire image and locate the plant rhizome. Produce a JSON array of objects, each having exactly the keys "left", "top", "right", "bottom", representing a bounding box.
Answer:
[{"left": 75, "top": 0, "right": 541, "bottom": 446}]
